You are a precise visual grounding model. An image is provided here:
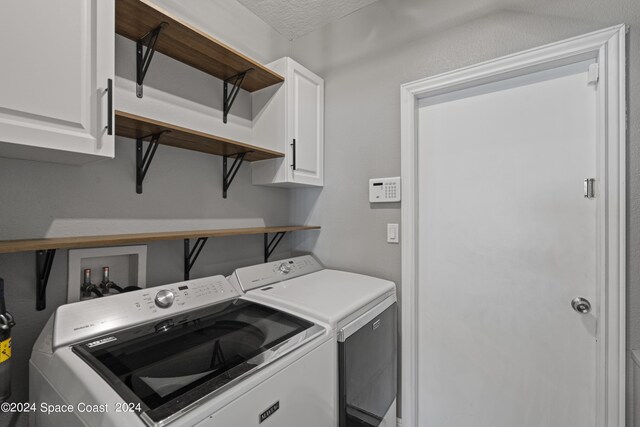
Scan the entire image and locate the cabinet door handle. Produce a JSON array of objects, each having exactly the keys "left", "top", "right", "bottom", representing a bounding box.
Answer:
[
  {"left": 106, "top": 78, "right": 113, "bottom": 135},
  {"left": 291, "top": 139, "right": 296, "bottom": 170}
]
